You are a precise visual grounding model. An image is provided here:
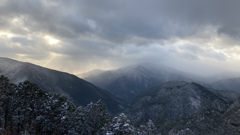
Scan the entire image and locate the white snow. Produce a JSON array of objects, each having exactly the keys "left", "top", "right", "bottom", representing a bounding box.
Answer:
[
  {"left": 189, "top": 96, "right": 201, "bottom": 109},
  {"left": 0, "top": 57, "right": 27, "bottom": 83}
]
